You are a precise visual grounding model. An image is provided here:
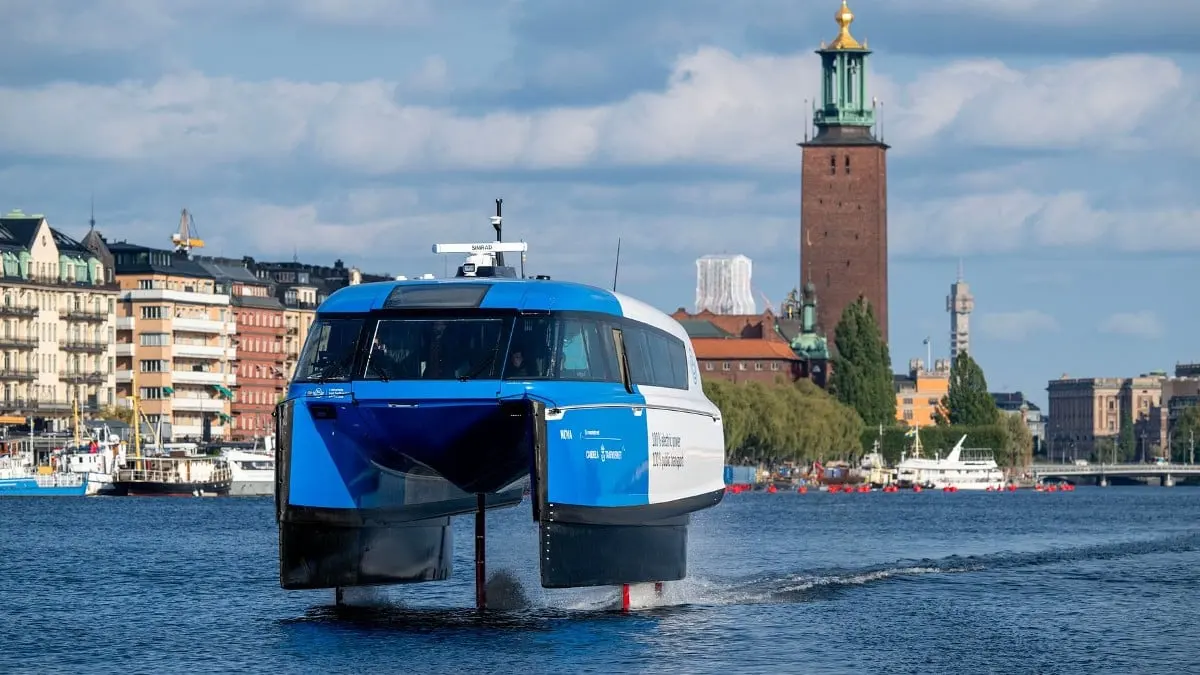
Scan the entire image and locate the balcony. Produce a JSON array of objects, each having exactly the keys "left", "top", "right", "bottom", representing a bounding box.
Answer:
[
  {"left": 172, "top": 344, "right": 228, "bottom": 360},
  {"left": 174, "top": 317, "right": 237, "bottom": 334},
  {"left": 61, "top": 339, "right": 109, "bottom": 354},
  {"left": 115, "top": 317, "right": 136, "bottom": 330},
  {"left": 171, "top": 424, "right": 228, "bottom": 440},
  {"left": 0, "top": 368, "right": 38, "bottom": 381},
  {"left": 0, "top": 399, "right": 102, "bottom": 414},
  {"left": 286, "top": 326, "right": 299, "bottom": 335},
  {"left": 61, "top": 308, "right": 109, "bottom": 323},
  {"left": 172, "top": 370, "right": 235, "bottom": 386},
  {"left": 0, "top": 305, "right": 38, "bottom": 318},
  {"left": 171, "top": 398, "right": 226, "bottom": 413},
  {"left": 59, "top": 371, "right": 107, "bottom": 385},
  {"left": 115, "top": 344, "right": 135, "bottom": 357},
  {"left": 0, "top": 336, "right": 38, "bottom": 350},
  {"left": 121, "top": 289, "right": 229, "bottom": 306}
]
